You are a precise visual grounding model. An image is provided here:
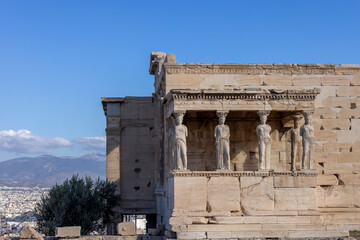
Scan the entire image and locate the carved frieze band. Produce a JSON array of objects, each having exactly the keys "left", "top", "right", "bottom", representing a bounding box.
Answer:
[
  {"left": 167, "top": 89, "right": 320, "bottom": 102},
  {"left": 171, "top": 170, "right": 318, "bottom": 177},
  {"left": 164, "top": 63, "right": 360, "bottom": 75}
]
